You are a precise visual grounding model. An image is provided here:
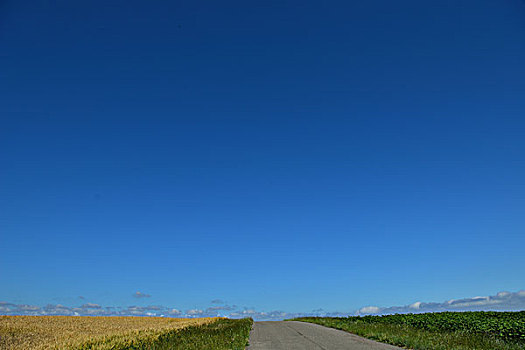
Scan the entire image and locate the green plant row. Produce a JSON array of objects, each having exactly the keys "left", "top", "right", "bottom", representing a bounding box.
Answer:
[
  {"left": 73, "top": 318, "right": 253, "bottom": 350},
  {"left": 294, "top": 318, "right": 524, "bottom": 350},
  {"left": 292, "top": 312, "right": 525, "bottom": 350},
  {"left": 361, "top": 311, "right": 525, "bottom": 341}
]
